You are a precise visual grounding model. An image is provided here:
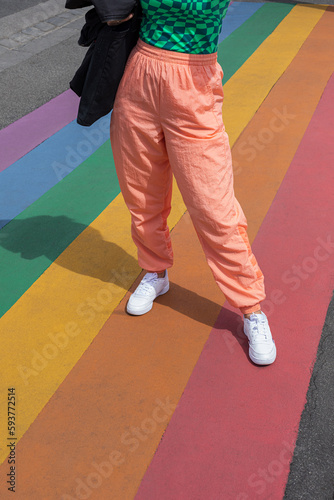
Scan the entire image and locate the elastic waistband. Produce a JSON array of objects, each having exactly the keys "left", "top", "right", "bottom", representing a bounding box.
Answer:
[{"left": 135, "top": 38, "right": 217, "bottom": 66}]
